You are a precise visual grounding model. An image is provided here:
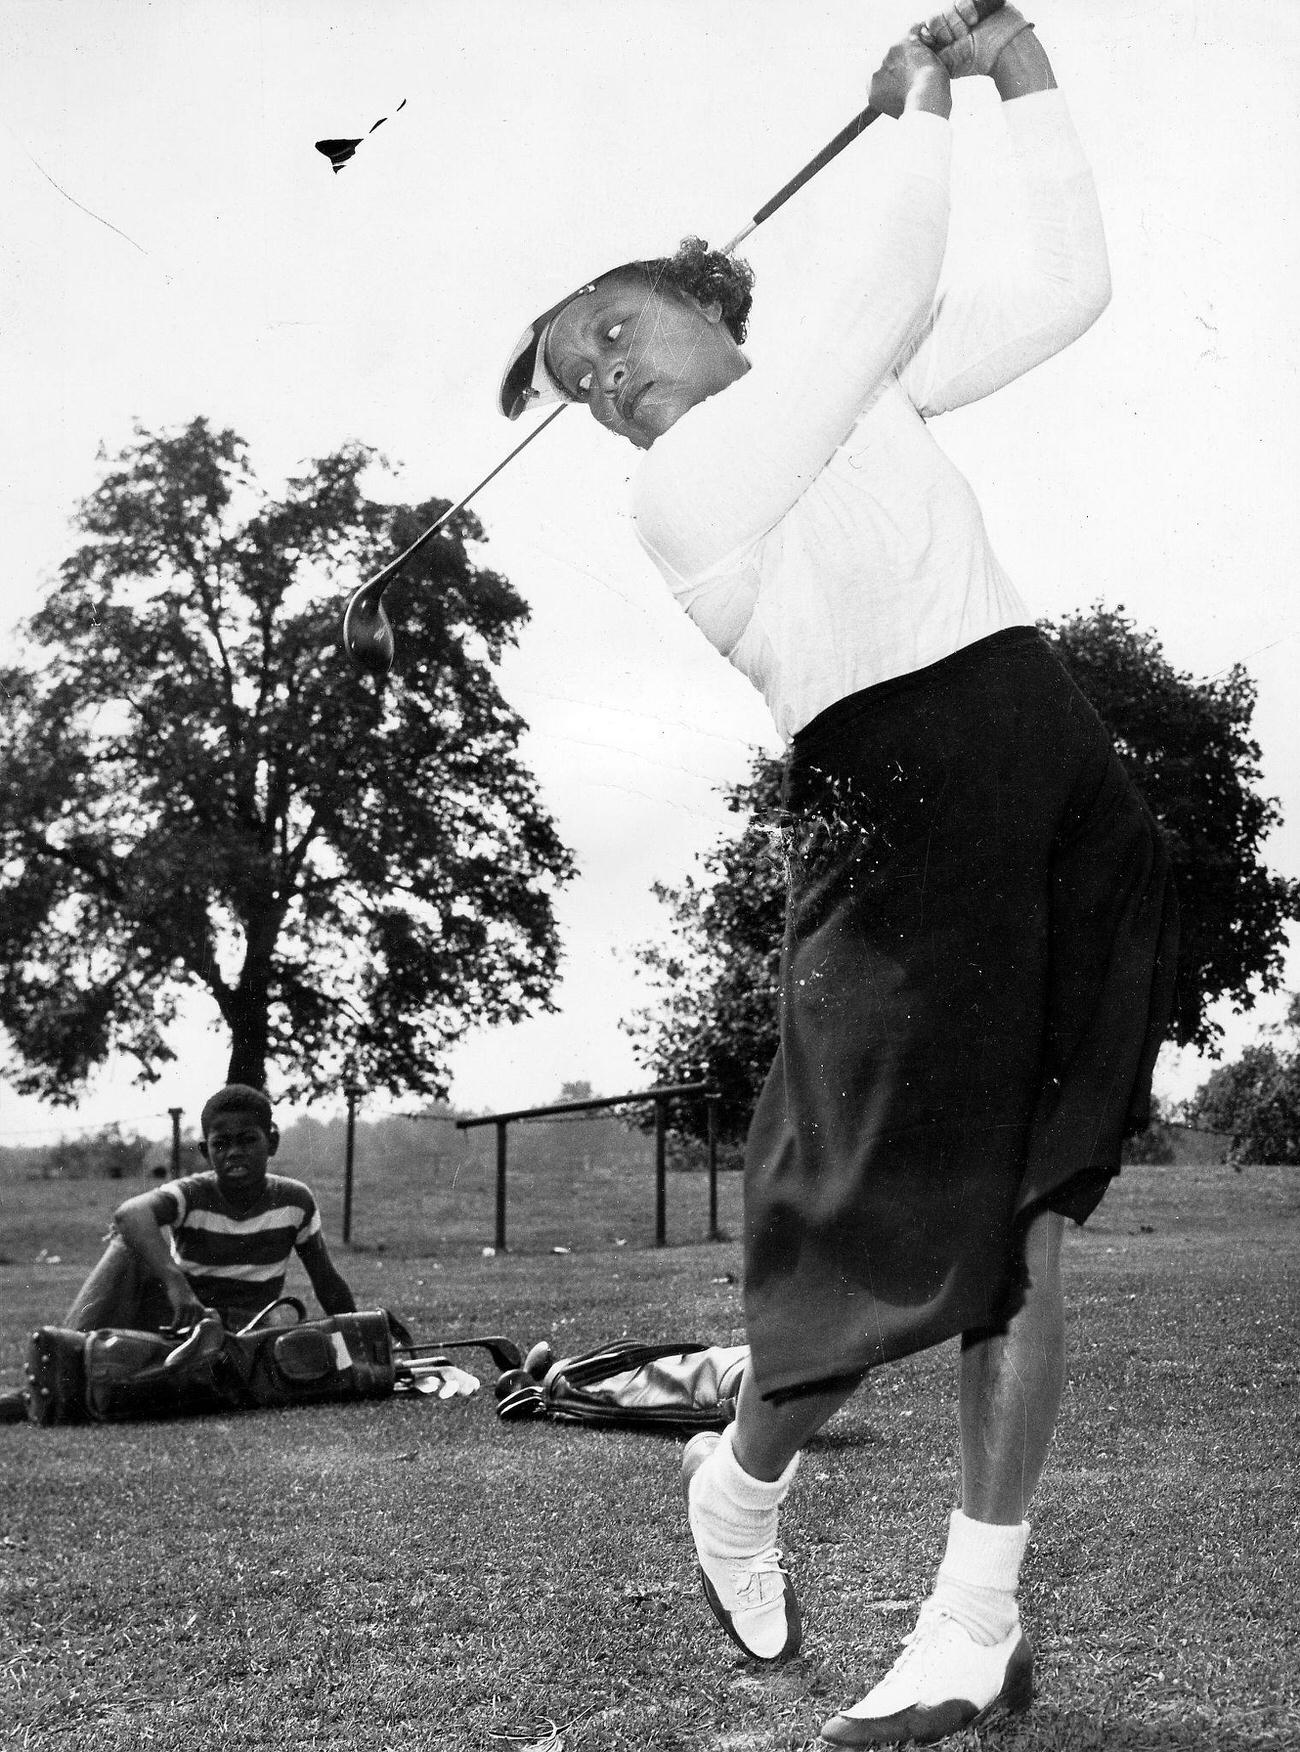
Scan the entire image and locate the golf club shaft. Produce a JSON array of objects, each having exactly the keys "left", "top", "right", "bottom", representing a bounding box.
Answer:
[
  {"left": 398, "top": 1336, "right": 523, "bottom": 1372},
  {"left": 722, "top": 108, "right": 881, "bottom": 254},
  {"left": 721, "top": 0, "right": 1006, "bottom": 251},
  {"left": 361, "top": 404, "right": 567, "bottom": 605}
]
